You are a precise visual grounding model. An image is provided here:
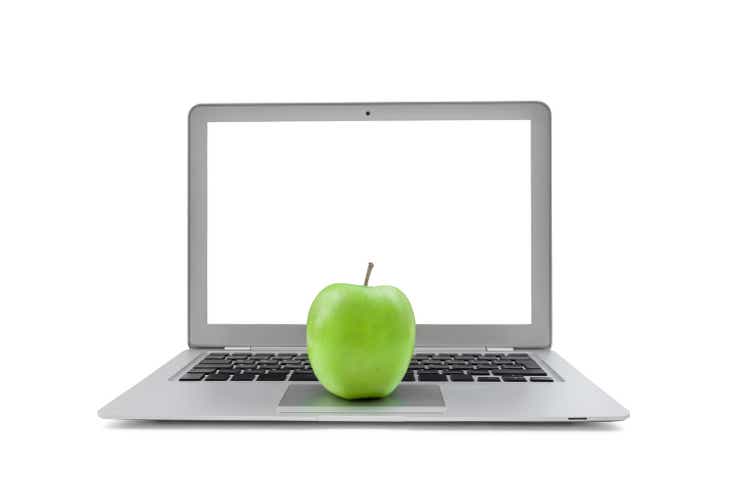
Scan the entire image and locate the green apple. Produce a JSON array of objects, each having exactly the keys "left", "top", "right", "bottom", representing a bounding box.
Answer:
[{"left": 306, "top": 263, "right": 415, "bottom": 400}]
